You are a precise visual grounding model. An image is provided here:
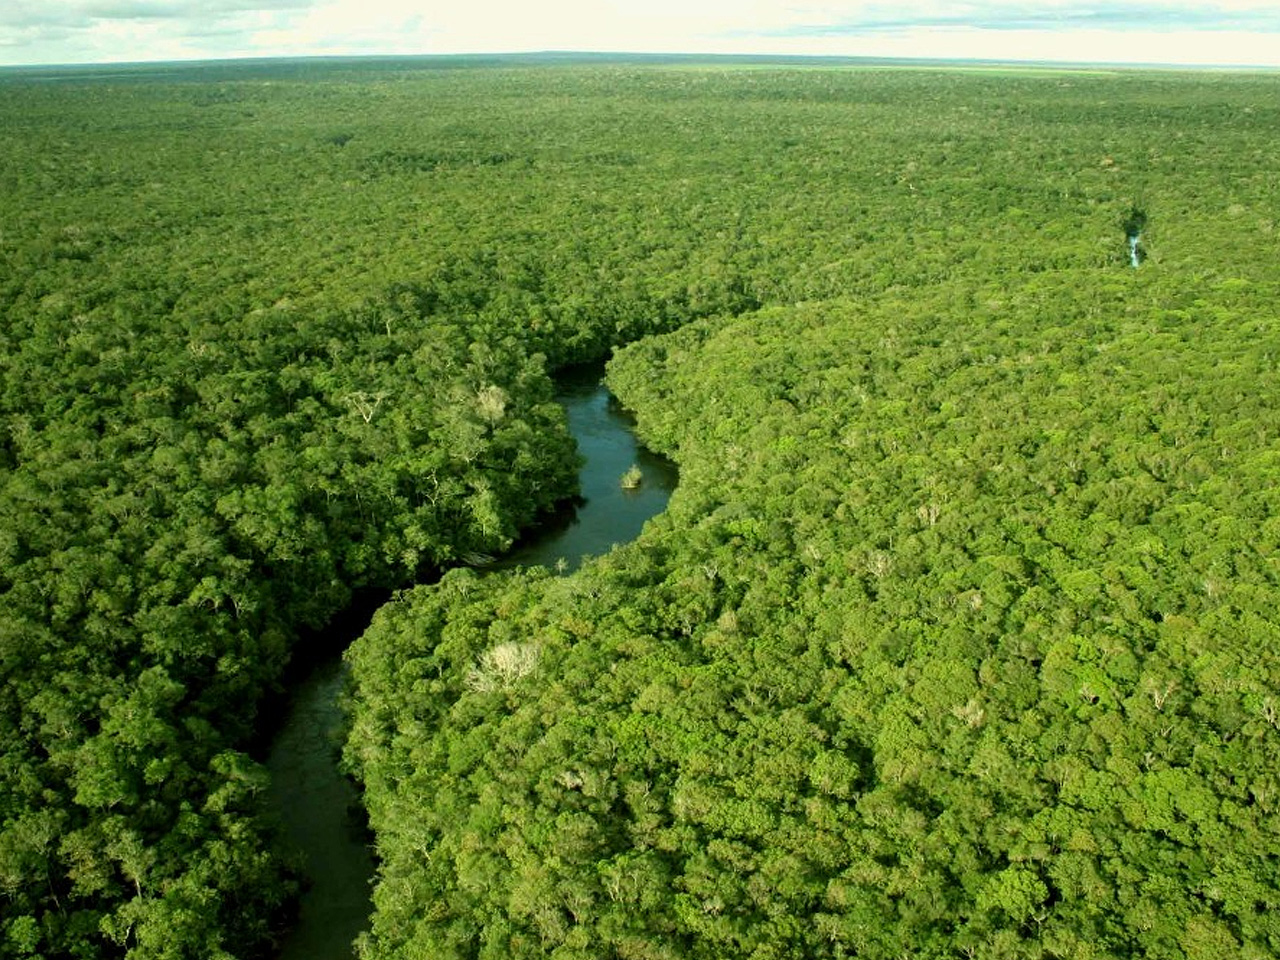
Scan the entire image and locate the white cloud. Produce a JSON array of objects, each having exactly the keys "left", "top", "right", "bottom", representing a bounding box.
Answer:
[{"left": 2, "top": 0, "right": 1279, "bottom": 65}]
